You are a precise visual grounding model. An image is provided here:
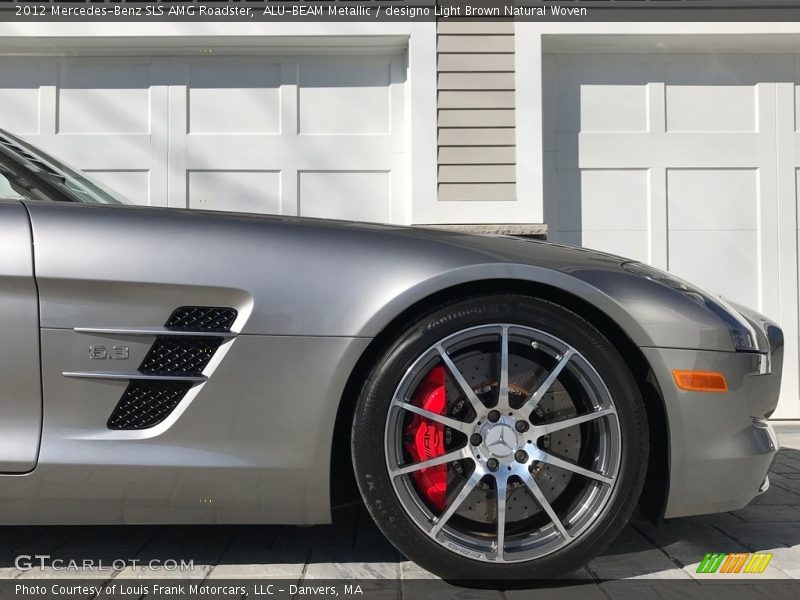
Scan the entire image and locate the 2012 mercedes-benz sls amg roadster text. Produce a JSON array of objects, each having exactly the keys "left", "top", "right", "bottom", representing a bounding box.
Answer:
[{"left": 0, "top": 129, "right": 783, "bottom": 579}]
